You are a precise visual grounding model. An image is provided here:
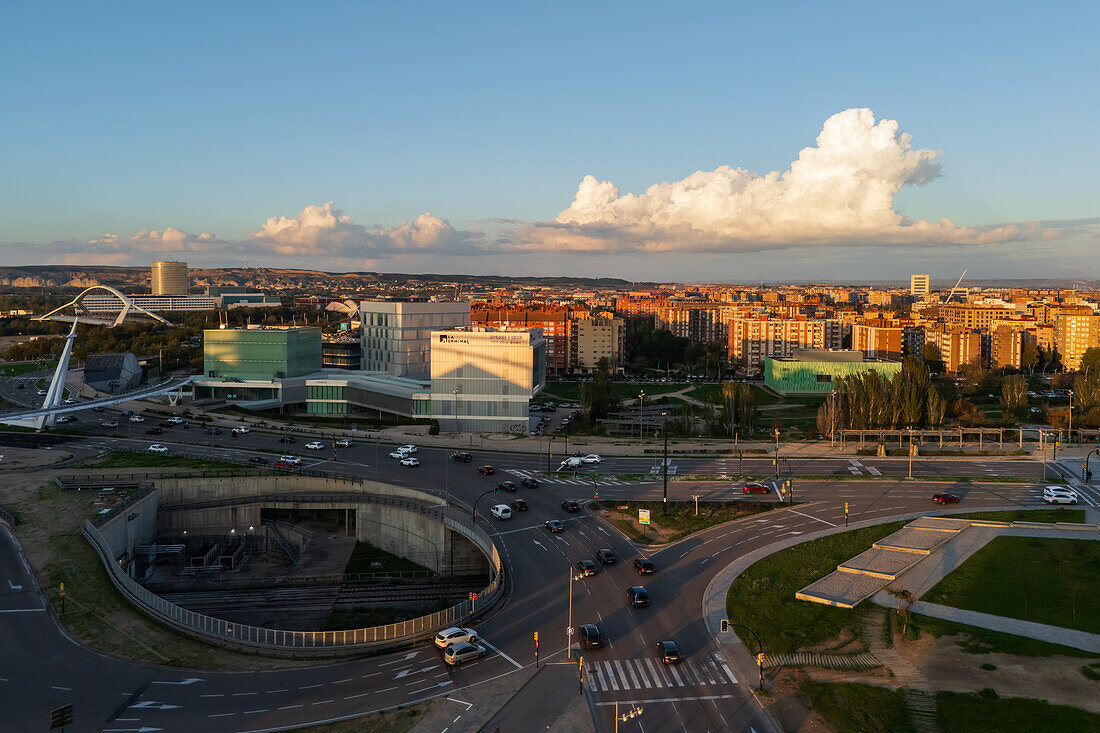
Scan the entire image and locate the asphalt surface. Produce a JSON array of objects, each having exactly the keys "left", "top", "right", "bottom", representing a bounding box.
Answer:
[{"left": 1, "top": 404, "right": 1096, "bottom": 732}]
